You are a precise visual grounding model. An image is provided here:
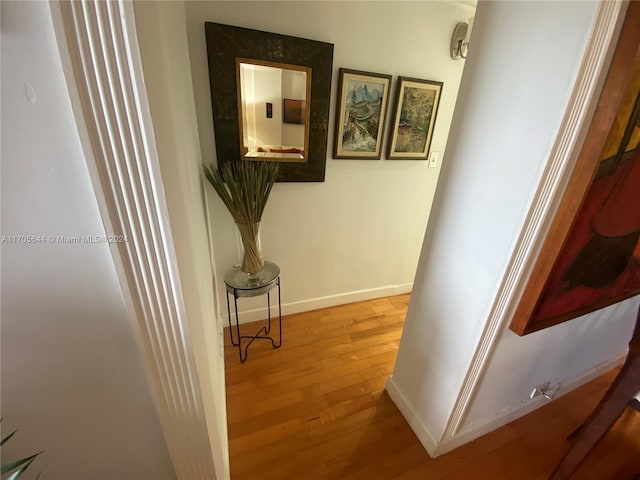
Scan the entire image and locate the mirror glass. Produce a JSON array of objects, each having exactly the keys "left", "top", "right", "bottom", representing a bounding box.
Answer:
[{"left": 237, "top": 59, "right": 311, "bottom": 162}]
